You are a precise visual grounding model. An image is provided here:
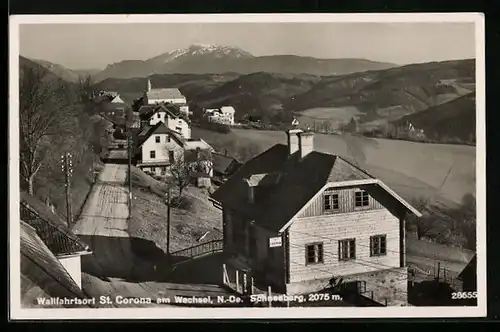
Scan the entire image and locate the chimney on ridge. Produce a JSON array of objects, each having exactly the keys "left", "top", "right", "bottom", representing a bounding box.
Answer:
[
  {"left": 298, "top": 131, "right": 314, "bottom": 159},
  {"left": 285, "top": 128, "right": 303, "bottom": 155}
]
